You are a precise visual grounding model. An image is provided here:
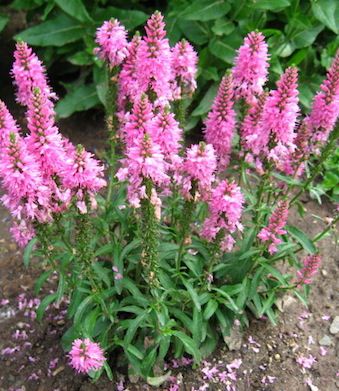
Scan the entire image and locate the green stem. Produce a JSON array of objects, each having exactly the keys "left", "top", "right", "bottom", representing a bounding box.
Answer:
[
  {"left": 176, "top": 197, "right": 195, "bottom": 273},
  {"left": 105, "top": 66, "right": 119, "bottom": 206},
  {"left": 140, "top": 179, "right": 160, "bottom": 288}
]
